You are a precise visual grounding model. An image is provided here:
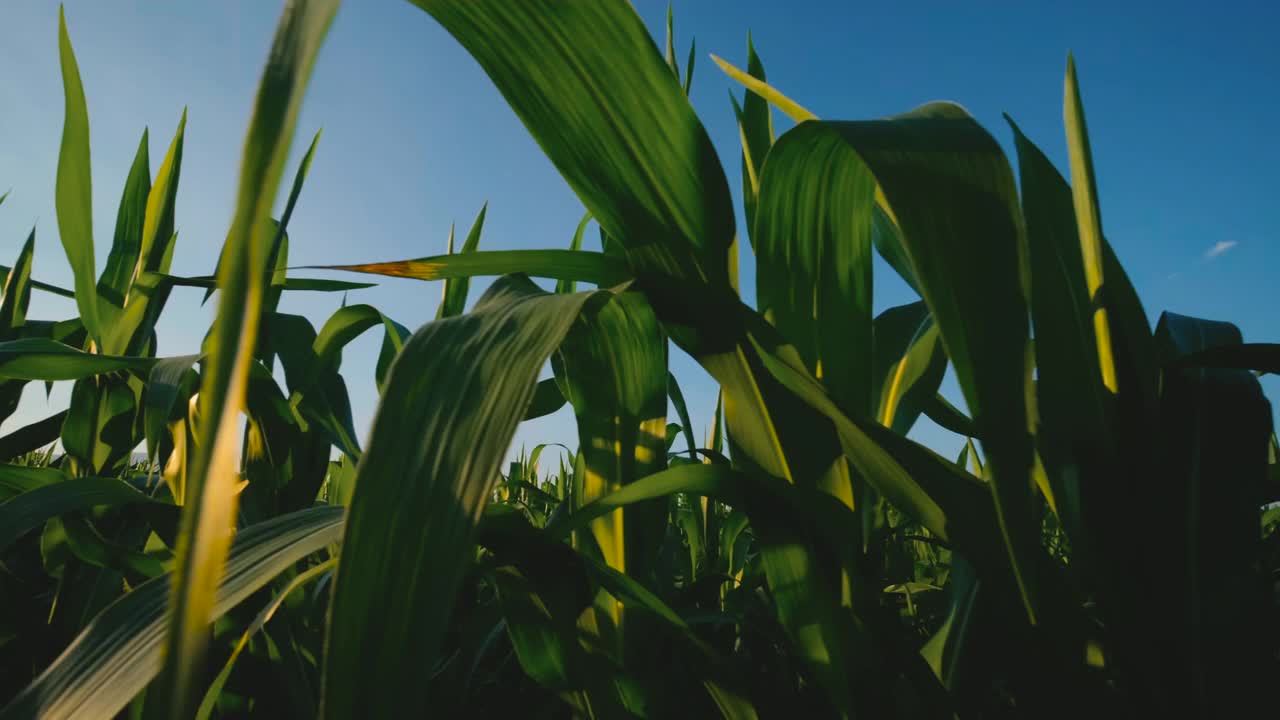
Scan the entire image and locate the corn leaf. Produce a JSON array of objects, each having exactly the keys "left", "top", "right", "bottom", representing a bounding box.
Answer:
[
  {"left": 753, "top": 121, "right": 875, "bottom": 418},
  {"left": 0, "top": 410, "right": 68, "bottom": 462},
  {"left": 413, "top": 0, "right": 735, "bottom": 287},
  {"left": 437, "top": 203, "right": 488, "bottom": 319},
  {"left": 872, "top": 301, "right": 946, "bottom": 435},
  {"left": 311, "top": 248, "right": 629, "bottom": 286},
  {"left": 322, "top": 275, "right": 606, "bottom": 717},
  {"left": 160, "top": 1, "right": 339, "bottom": 715},
  {"left": 783, "top": 106, "right": 1039, "bottom": 618},
  {"left": 97, "top": 129, "right": 151, "bottom": 316},
  {"left": 54, "top": 7, "right": 101, "bottom": 346},
  {"left": 0, "top": 506, "right": 343, "bottom": 720},
  {"left": 0, "top": 477, "right": 172, "bottom": 552},
  {"left": 1063, "top": 56, "right": 1117, "bottom": 394}
]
